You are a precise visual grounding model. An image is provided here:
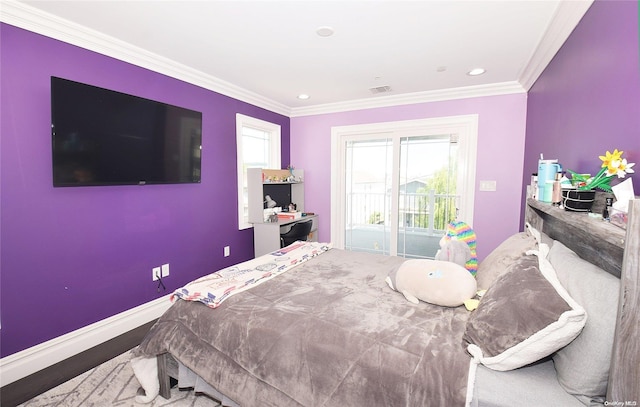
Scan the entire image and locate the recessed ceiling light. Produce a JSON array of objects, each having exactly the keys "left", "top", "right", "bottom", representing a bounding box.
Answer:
[
  {"left": 467, "top": 68, "right": 486, "bottom": 76},
  {"left": 316, "top": 26, "right": 334, "bottom": 37},
  {"left": 297, "top": 94, "right": 310, "bottom": 100}
]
